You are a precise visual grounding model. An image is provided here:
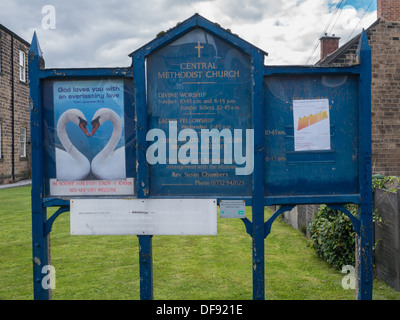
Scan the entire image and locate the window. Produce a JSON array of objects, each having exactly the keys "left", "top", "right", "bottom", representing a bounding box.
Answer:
[
  {"left": 19, "top": 50, "right": 26, "bottom": 82},
  {"left": 20, "top": 127, "right": 26, "bottom": 158}
]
